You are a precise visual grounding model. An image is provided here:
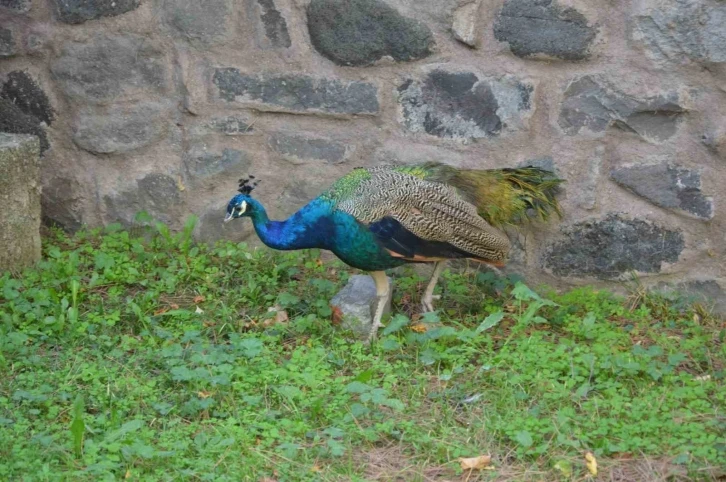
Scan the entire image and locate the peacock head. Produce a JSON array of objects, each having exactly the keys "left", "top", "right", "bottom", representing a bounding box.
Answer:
[{"left": 224, "top": 176, "right": 259, "bottom": 223}]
